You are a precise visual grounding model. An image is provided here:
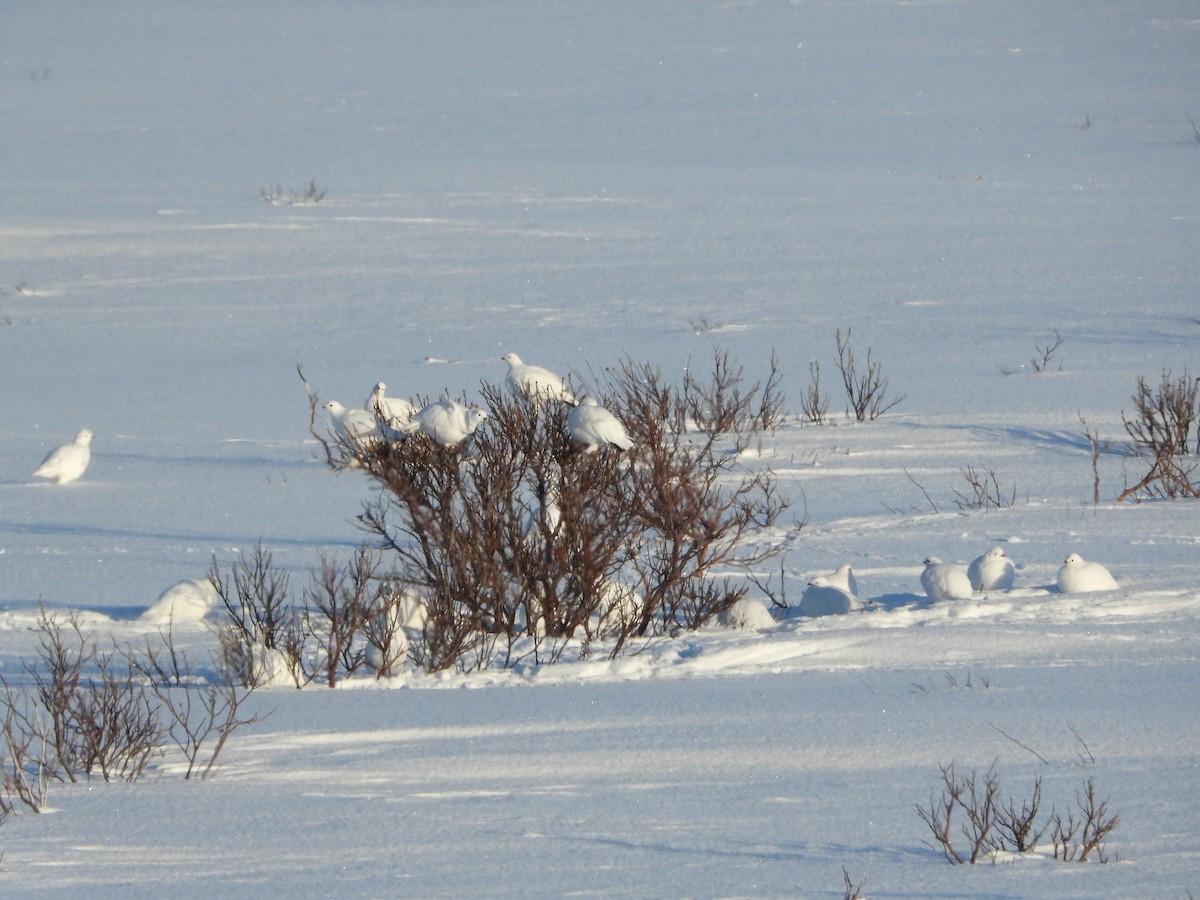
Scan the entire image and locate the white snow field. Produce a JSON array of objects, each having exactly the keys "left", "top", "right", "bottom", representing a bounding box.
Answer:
[{"left": 2, "top": 1, "right": 1199, "bottom": 896}]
